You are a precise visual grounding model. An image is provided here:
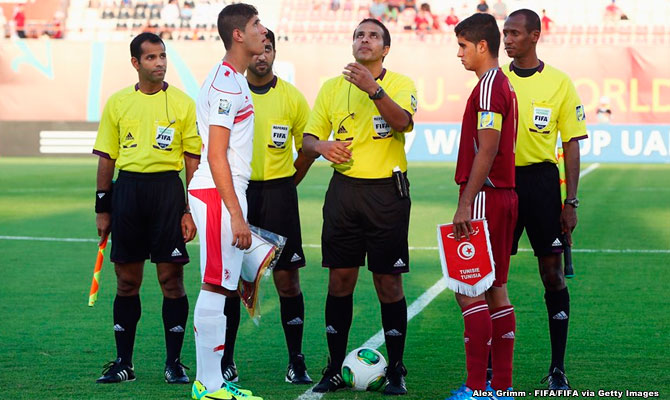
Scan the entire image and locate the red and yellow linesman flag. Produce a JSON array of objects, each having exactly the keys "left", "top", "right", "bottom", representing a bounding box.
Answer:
[{"left": 88, "top": 236, "right": 108, "bottom": 307}]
